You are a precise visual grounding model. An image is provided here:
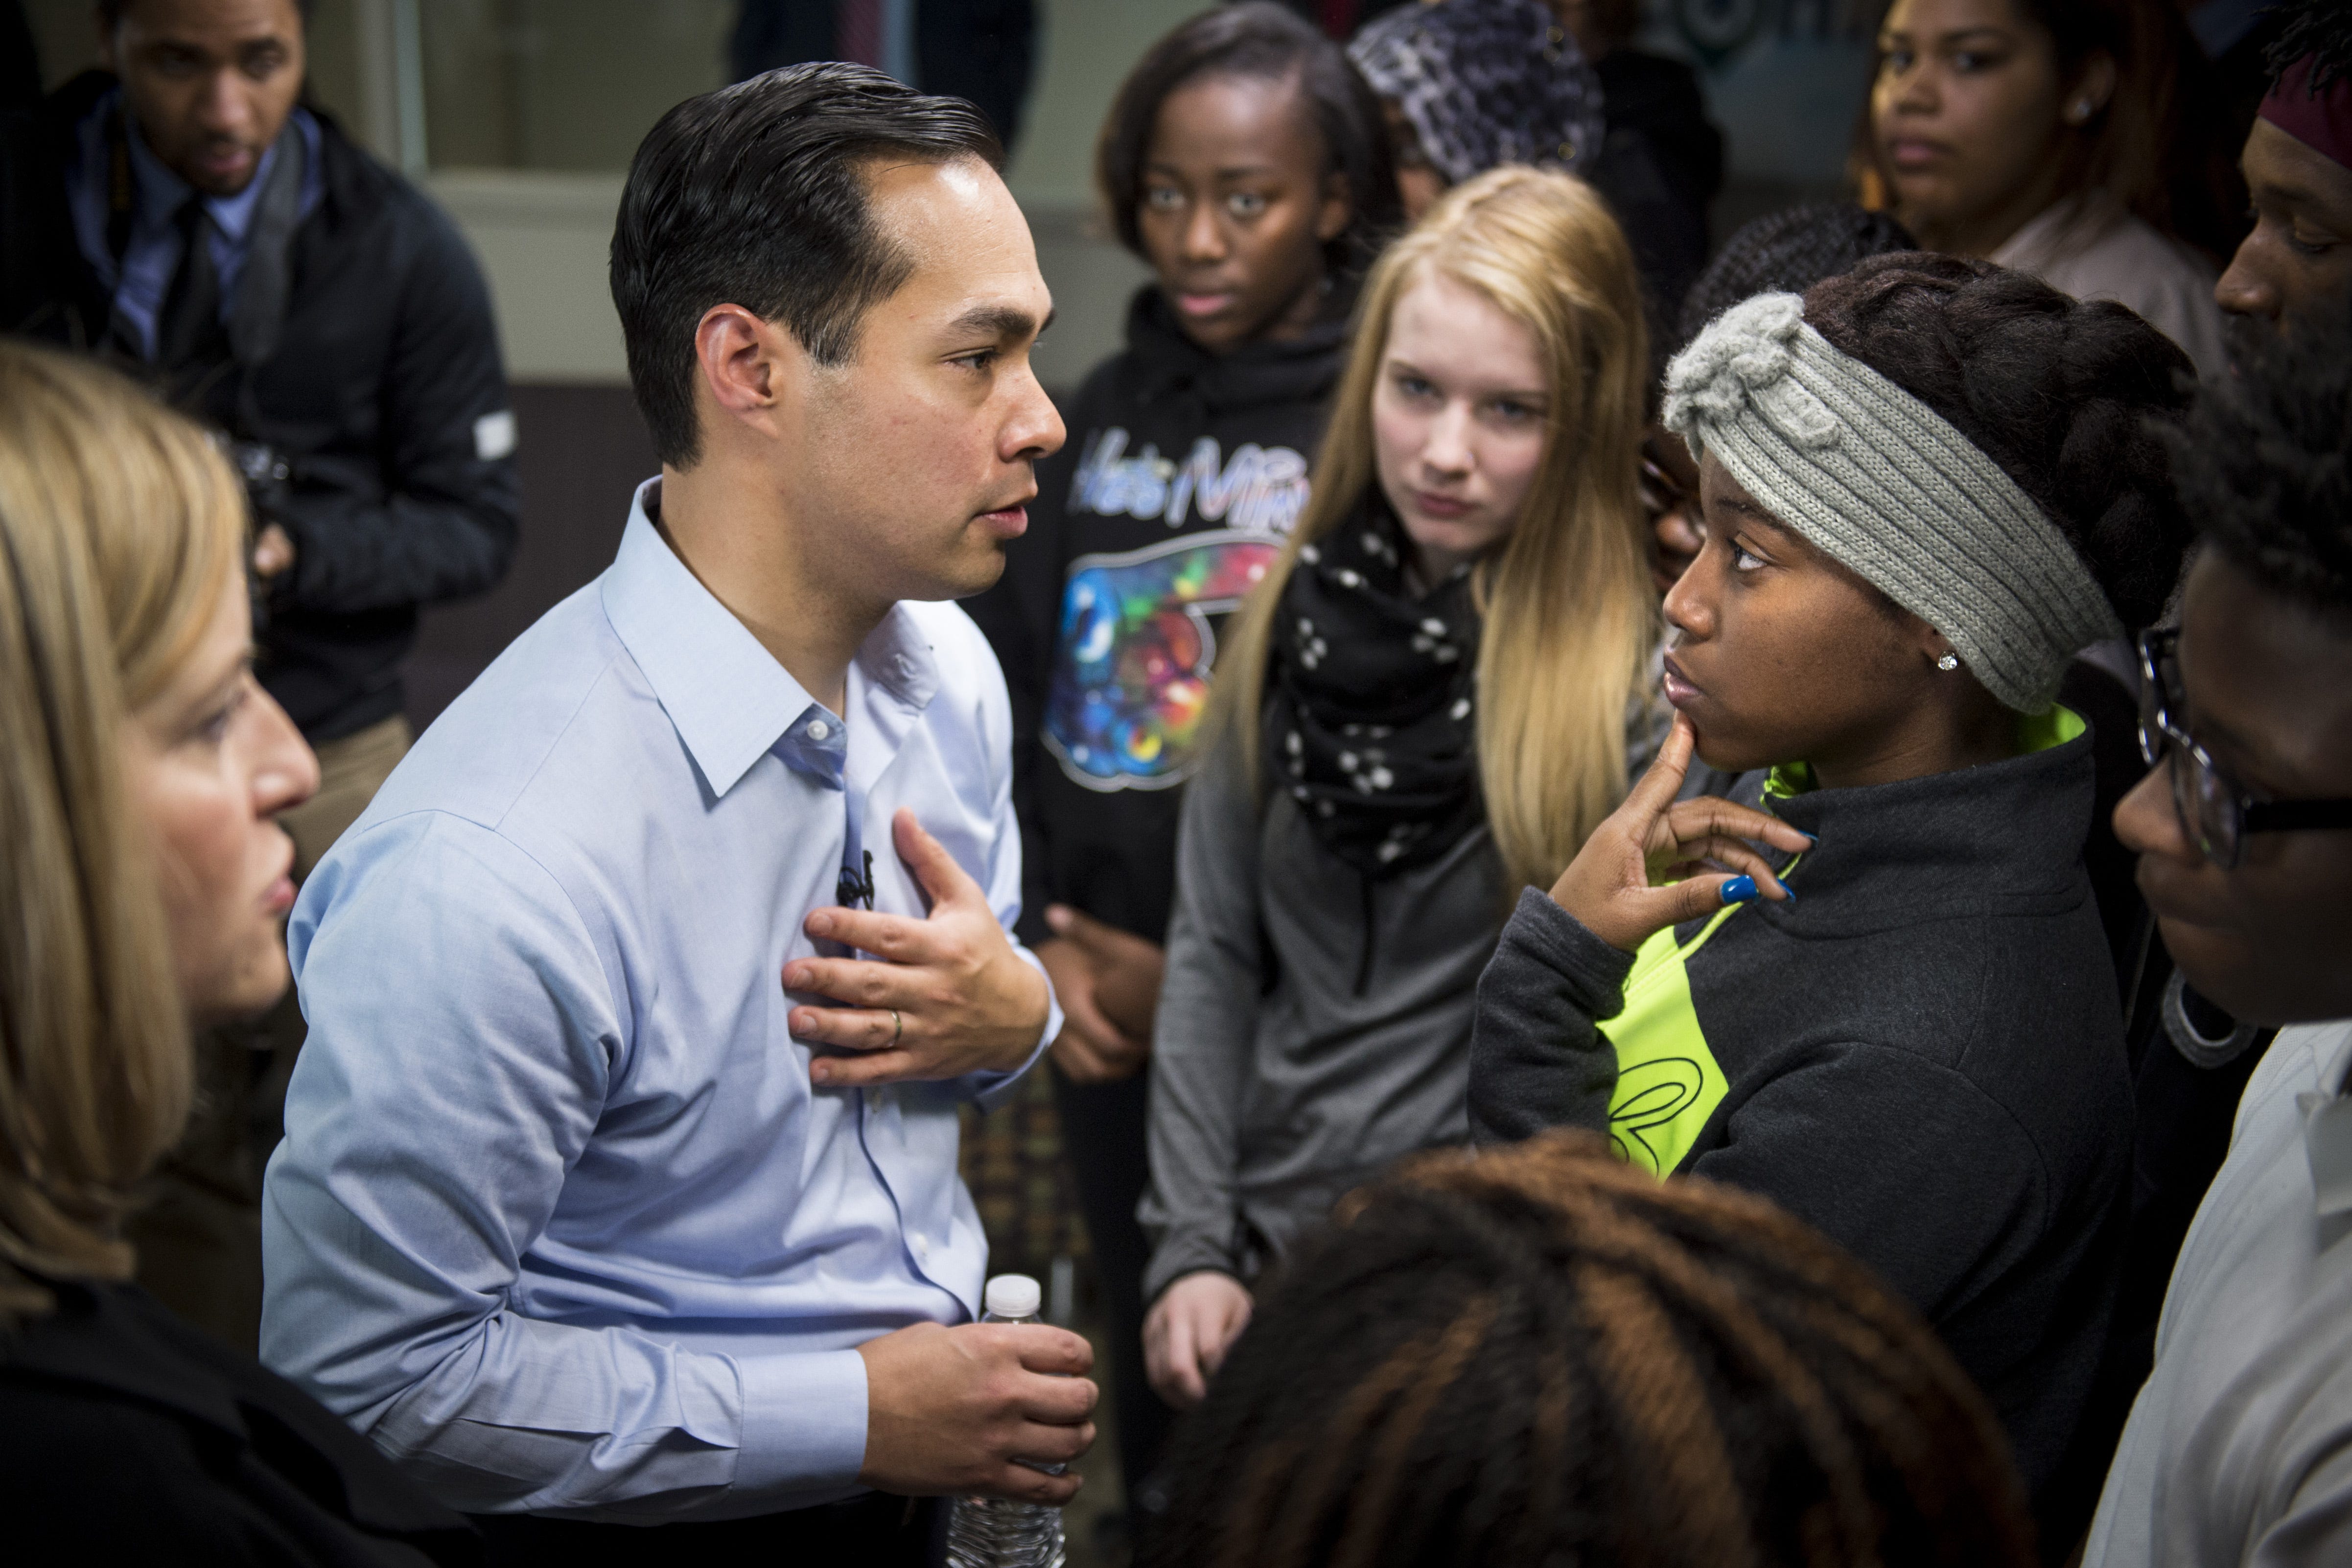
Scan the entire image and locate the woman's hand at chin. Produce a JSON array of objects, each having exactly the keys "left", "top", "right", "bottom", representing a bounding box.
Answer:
[{"left": 1547, "top": 712, "right": 1813, "bottom": 952}]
